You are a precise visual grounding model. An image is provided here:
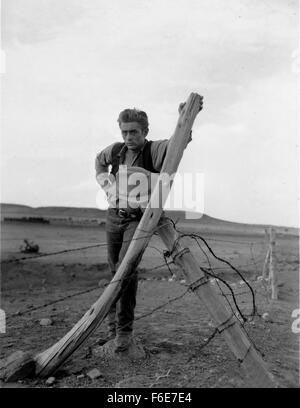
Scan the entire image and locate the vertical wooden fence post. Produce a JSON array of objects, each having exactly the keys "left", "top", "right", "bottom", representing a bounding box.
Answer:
[
  {"left": 262, "top": 228, "right": 270, "bottom": 280},
  {"left": 269, "top": 227, "right": 278, "bottom": 300}
]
